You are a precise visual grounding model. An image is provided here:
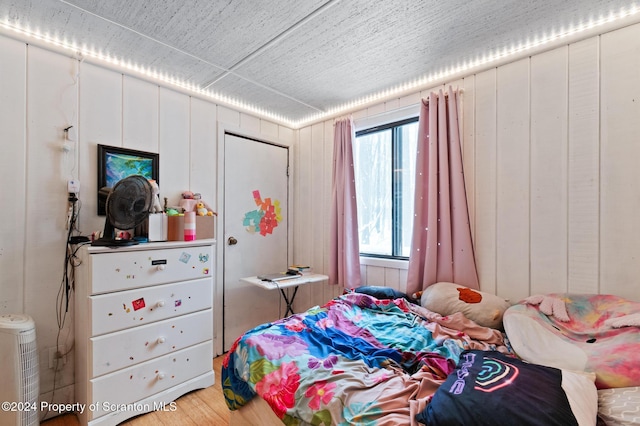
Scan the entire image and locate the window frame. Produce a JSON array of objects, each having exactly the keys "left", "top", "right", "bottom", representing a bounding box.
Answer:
[{"left": 354, "top": 116, "right": 419, "bottom": 260}]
